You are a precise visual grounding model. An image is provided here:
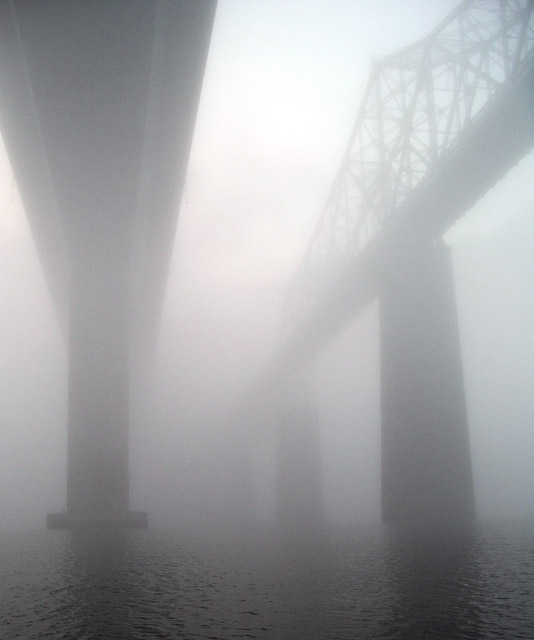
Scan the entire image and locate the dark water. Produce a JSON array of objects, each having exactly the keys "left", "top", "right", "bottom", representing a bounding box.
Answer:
[{"left": 1, "top": 521, "right": 533, "bottom": 639}]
